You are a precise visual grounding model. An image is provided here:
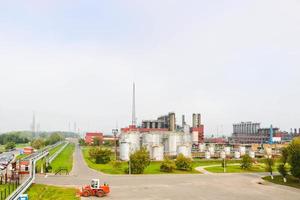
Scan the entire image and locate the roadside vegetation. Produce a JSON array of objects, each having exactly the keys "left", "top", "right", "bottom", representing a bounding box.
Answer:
[
  {"left": 263, "top": 137, "right": 300, "bottom": 189},
  {"left": 50, "top": 143, "right": 75, "bottom": 173},
  {"left": 26, "top": 184, "right": 79, "bottom": 200}
]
